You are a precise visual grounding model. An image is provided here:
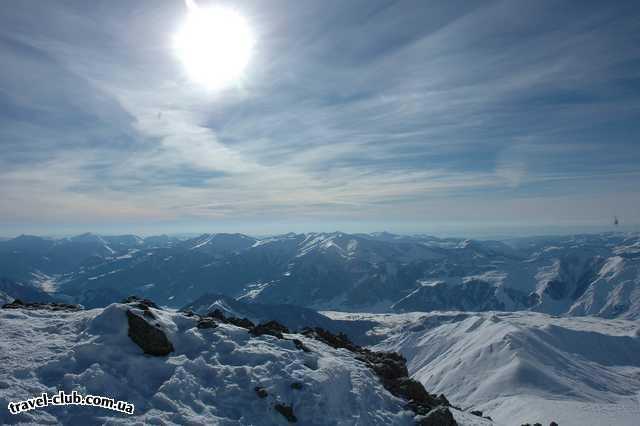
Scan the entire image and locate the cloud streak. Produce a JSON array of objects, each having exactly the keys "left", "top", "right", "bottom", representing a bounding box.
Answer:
[{"left": 1, "top": 0, "right": 639, "bottom": 235}]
